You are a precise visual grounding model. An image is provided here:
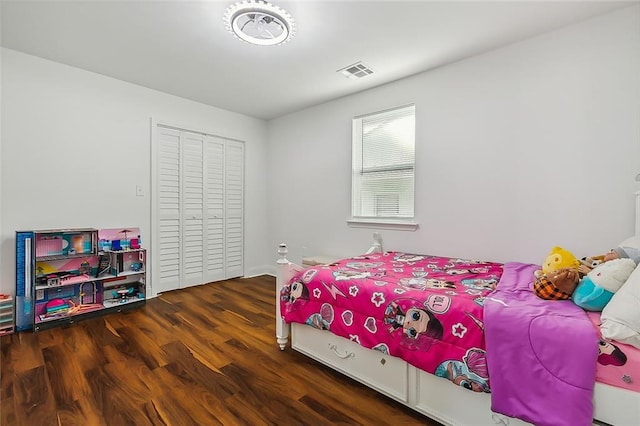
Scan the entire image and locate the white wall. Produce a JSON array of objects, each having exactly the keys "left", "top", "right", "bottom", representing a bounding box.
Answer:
[
  {"left": 267, "top": 6, "right": 640, "bottom": 267},
  {"left": 0, "top": 8, "right": 3, "bottom": 296},
  {"left": 0, "top": 48, "right": 270, "bottom": 296}
]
